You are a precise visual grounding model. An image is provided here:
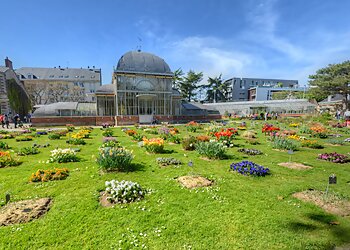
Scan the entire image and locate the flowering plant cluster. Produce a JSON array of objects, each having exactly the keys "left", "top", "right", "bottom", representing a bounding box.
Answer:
[
  {"left": 15, "top": 136, "right": 33, "bottom": 142},
  {"left": 182, "top": 136, "right": 197, "bottom": 151},
  {"left": 105, "top": 180, "right": 145, "bottom": 204},
  {"left": 36, "top": 131, "right": 48, "bottom": 135},
  {"left": 158, "top": 127, "right": 170, "bottom": 135},
  {"left": 272, "top": 137, "right": 300, "bottom": 151},
  {"left": 196, "top": 141, "right": 227, "bottom": 159},
  {"left": 167, "top": 134, "right": 181, "bottom": 144},
  {"left": 262, "top": 124, "right": 280, "bottom": 134},
  {"left": 204, "top": 124, "right": 222, "bottom": 135},
  {"left": 0, "top": 134, "right": 14, "bottom": 139},
  {"left": 66, "top": 138, "right": 86, "bottom": 145},
  {"left": 237, "top": 148, "right": 263, "bottom": 155},
  {"left": 156, "top": 157, "right": 182, "bottom": 166},
  {"left": 287, "top": 135, "right": 304, "bottom": 141},
  {"left": 101, "top": 138, "right": 119, "bottom": 148},
  {"left": 70, "top": 129, "right": 91, "bottom": 139},
  {"left": 143, "top": 128, "right": 158, "bottom": 134},
  {"left": 237, "top": 126, "right": 247, "bottom": 130},
  {"left": 66, "top": 124, "right": 75, "bottom": 132},
  {"left": 318, "top": 152, "right": 349, "bottom": 163},
  {"left": 344, "top": 138, "right": 350, "bottom": 143},
  {"left": 97, "top": 146, "right": 134, "bottom": 171},
  {"left": 125, "top": 129, "right": 137, "bottom": 136},
  {"left": 142, "top": 138, "right": 164, "bottom": 153},
  {"left": 186, "top": 121, "right": 200, "bottom": 132},
  {"left": 310, "top": 125, "right": 328, "bottom": 138},
  {"left": 29, "top": 168, "right": 69, "bottom": 182},
  {"left": 102, "top": 128, "right": 113, "bottom": 137},
  {"left": 289, "top": 123, "right": 300, "bottom": 127},
  {"left": 214, "top": 129, "right": 235, "bottom": 147},
  {"left": 49, "top": 148, "right": 80, "bottom": 163},
  {"left": 102, "top": 123, "right": 111, "bottom": 128},
  {"left": 169, "top": 128, "right": 179, "bottom": 135},
  {"left": 0, "top": 151, "right": 20, "bottom": 168},
  {"left": 230, "top": 161, "right": 270, "bottom": 176},
  {"left": 196, "top": 135, "right": 210, "bottom": 142},
  {"left": 301, "top": 139, "right": 323, "bottom": 149}
]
